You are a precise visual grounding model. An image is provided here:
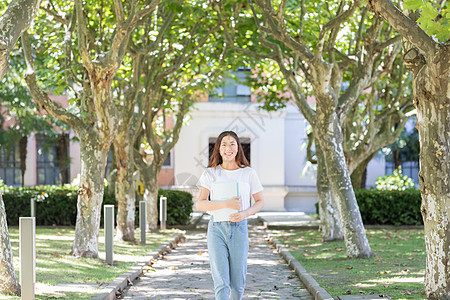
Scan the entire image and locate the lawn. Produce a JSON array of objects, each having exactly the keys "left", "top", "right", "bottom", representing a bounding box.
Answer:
[
  {"left": 0, "top": 226, "right": 179, "bottom": 300},
  {"left": 272, "top": 228, "right": 426, "bottom": 300}
]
